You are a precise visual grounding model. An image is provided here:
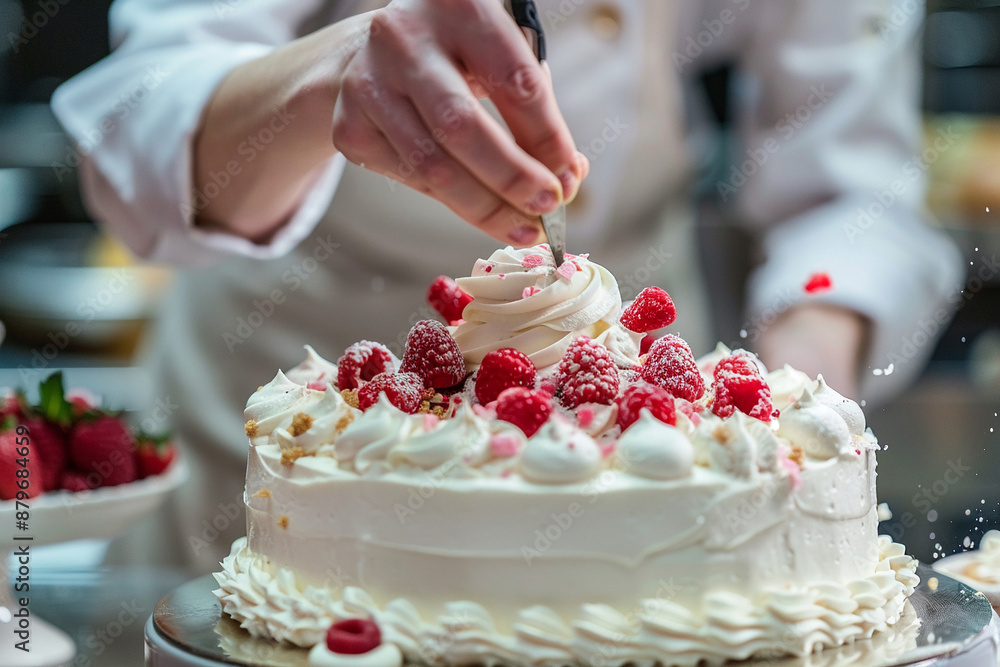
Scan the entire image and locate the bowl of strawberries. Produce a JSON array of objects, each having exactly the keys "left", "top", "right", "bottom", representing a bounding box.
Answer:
[{"left": 0, "top": 372, "right": 187, "bottom": 545}]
